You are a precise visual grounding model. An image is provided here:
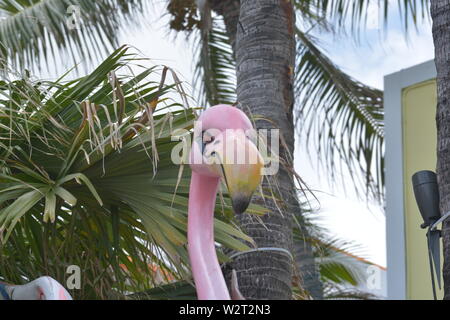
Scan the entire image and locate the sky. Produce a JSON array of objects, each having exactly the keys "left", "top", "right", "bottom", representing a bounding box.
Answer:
[
  {"left": 114, "top": 2, "right": 436, "bottom": 268},
  {"left": 37, "top": 1, "right": 436, "bottom": 268}
]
